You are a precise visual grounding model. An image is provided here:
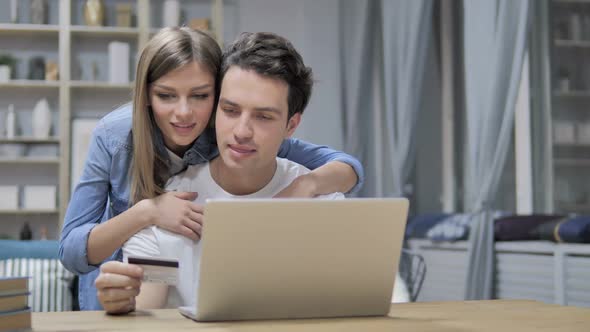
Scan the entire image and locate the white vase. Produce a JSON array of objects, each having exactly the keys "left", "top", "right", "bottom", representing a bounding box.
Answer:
[
  {"left": 5, "top": 104, "right": 16, "bottom": 139},
  {"left": 10, "top": 0, "right": 18, "bottom": 23},
  {"left": 0, "top": 65, "right": 10, "bottom": 82},
  {"left": 32, "top": 98, "right": 51, "bottom": 139},
  {"left": 163, "top": 0, "right": 180, "bottom": 27}
]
